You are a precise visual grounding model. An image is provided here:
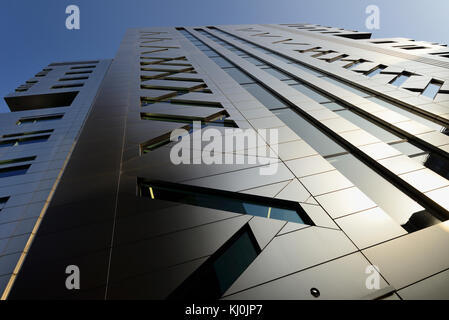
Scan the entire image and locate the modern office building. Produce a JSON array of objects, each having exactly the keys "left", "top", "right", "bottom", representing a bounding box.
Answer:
[{"left": 2, "top": 23, "right": 449, "bottom": 300}]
